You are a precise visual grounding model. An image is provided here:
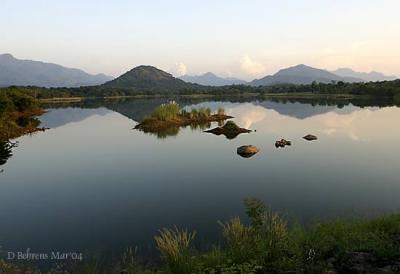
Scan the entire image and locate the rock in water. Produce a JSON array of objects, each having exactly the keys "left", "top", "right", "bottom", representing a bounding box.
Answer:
[
  {"left": 237, "top": 145, "right": 259, "bottom": 158},
  {"left": 204, "top": 121, "right": 251, "bottom": 140},
  {"left": 303, "top": 134, "right": 318, "bottom": 141},
  {"left": 275, "top": 139, "right": 292, "bottom": 148}
]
